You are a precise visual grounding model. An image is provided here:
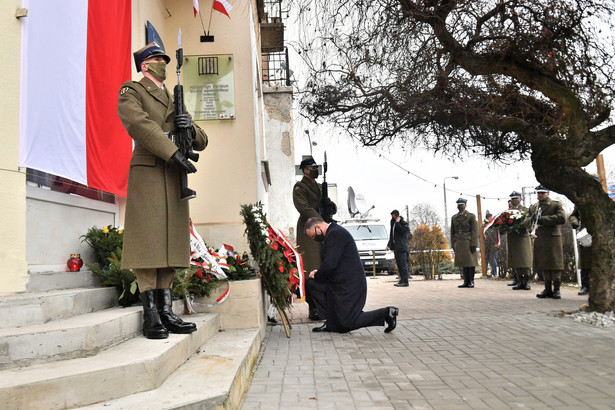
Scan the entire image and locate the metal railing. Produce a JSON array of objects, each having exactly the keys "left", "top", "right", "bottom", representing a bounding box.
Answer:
[{"left": 262, "top": 46, "right": 291, "bottom": 87}]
